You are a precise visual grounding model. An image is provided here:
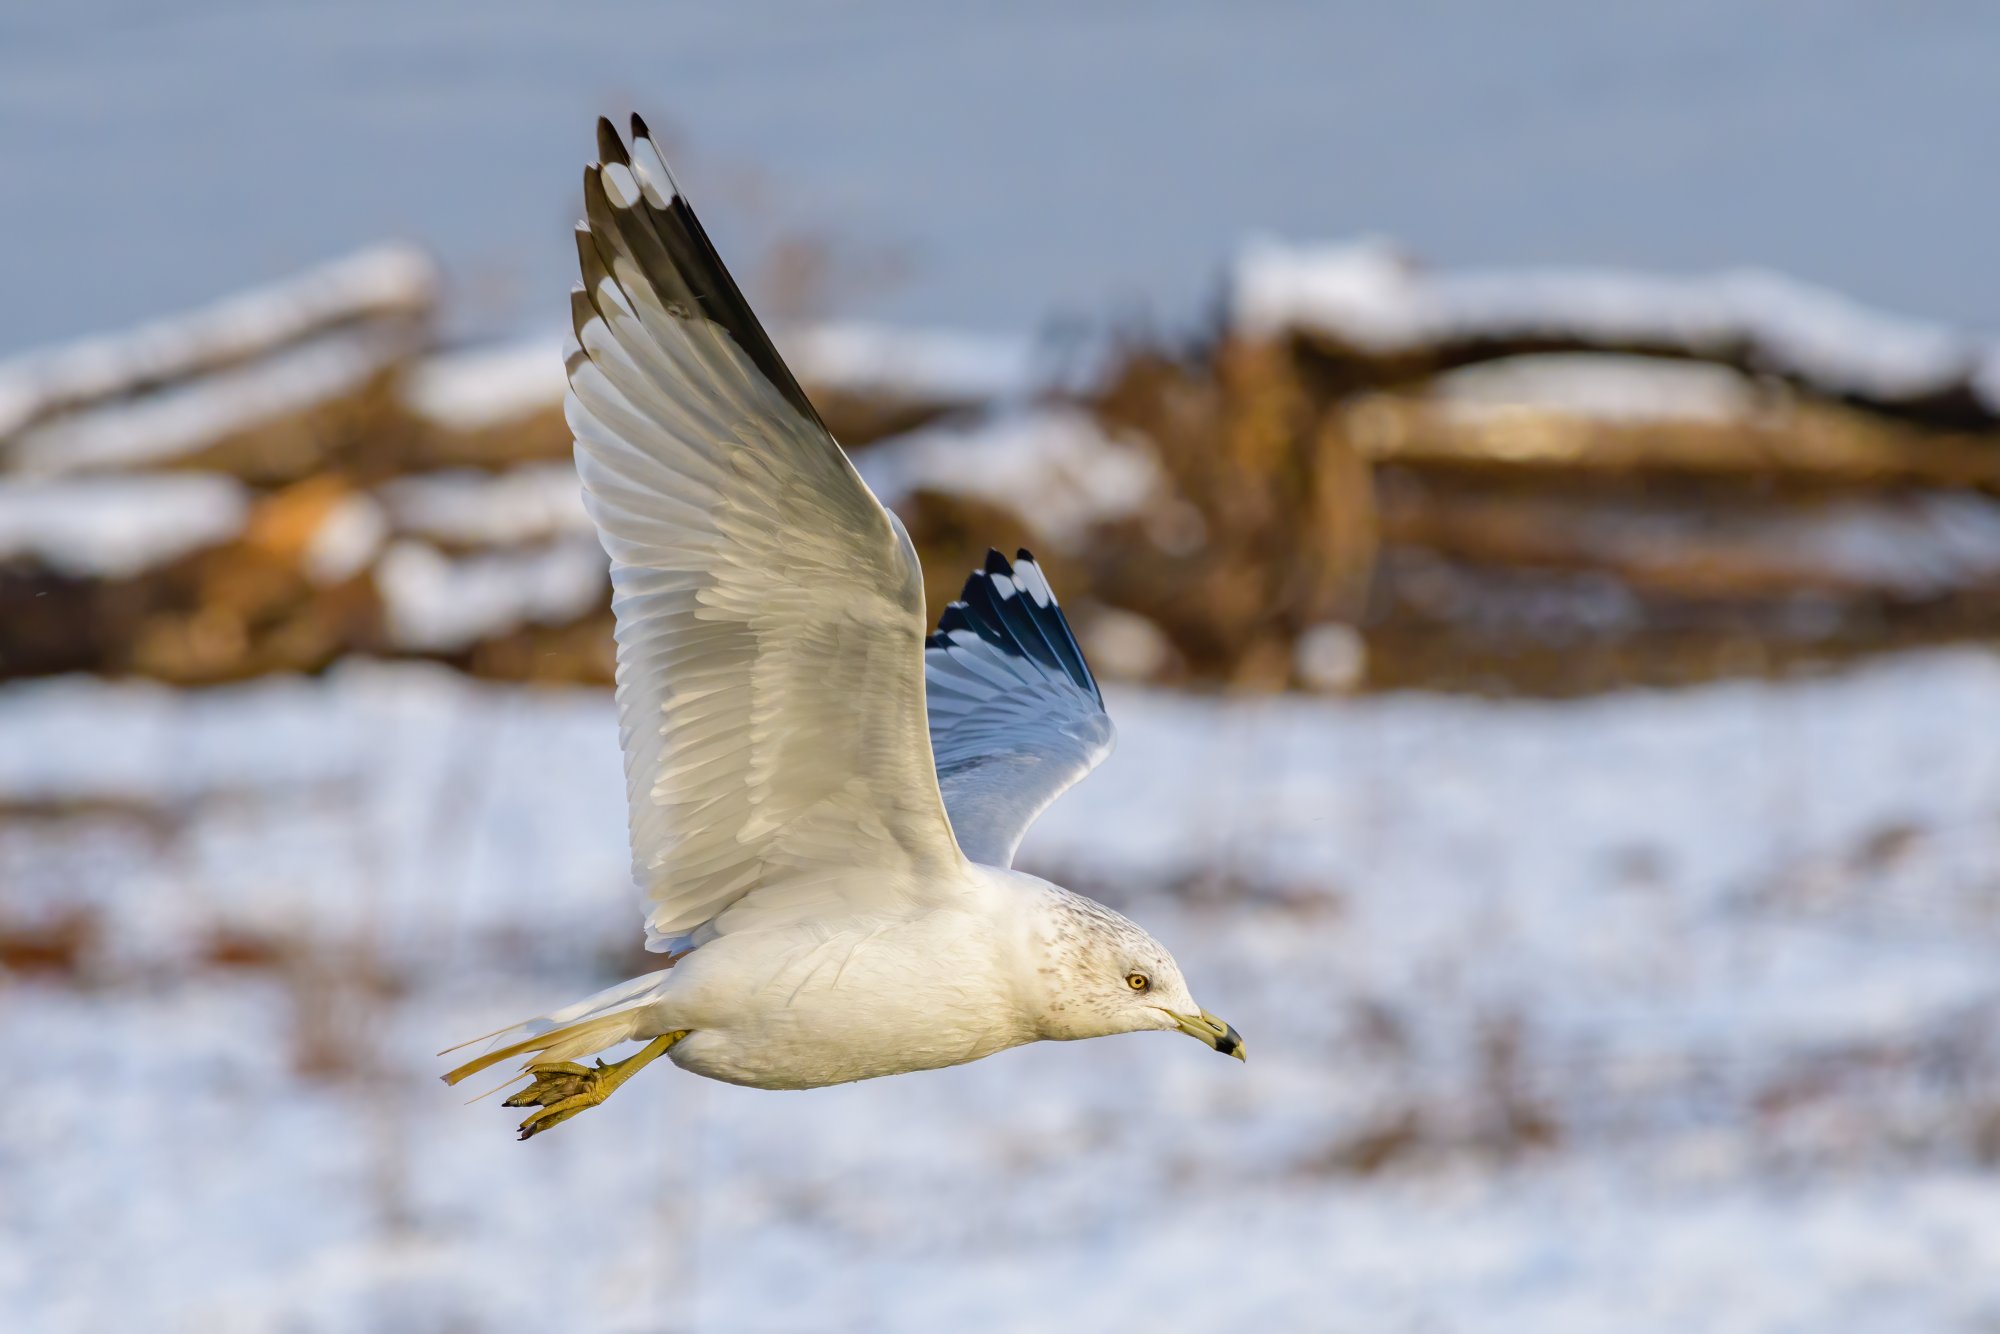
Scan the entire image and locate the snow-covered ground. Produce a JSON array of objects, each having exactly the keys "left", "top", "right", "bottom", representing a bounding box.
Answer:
[{"left": 6, "top": 651, "right": 2000, "bottom": 1331}]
